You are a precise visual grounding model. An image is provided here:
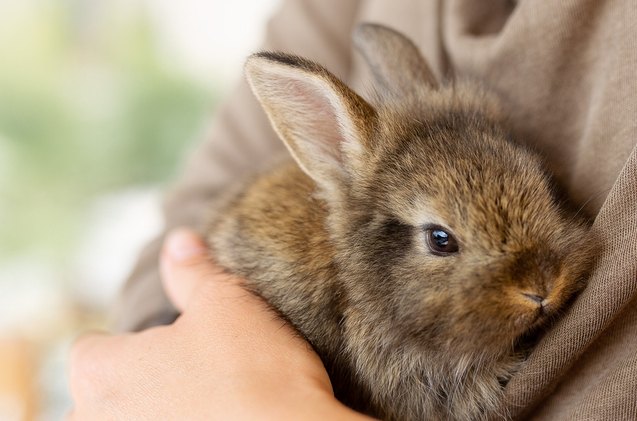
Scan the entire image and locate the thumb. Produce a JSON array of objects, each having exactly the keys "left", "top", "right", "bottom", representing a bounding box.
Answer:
[{"left": 160, "top": 228, "right": 219, "bottom": 311}]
